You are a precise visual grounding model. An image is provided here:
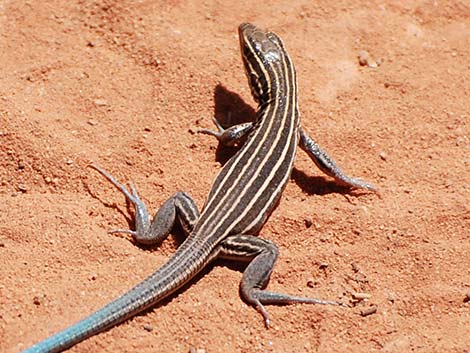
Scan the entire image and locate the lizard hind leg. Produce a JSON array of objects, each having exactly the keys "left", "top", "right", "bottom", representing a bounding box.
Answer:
[
  {"left": 215, "top": 234, "right": 344, "bottom": 327},
  {"left": 89, "top": 163, "right": 200, "bottom": 245}
]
